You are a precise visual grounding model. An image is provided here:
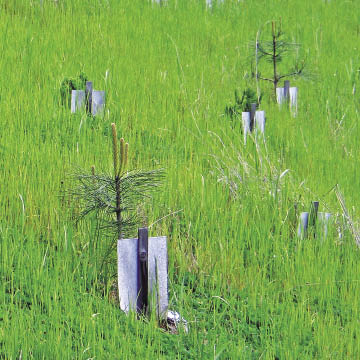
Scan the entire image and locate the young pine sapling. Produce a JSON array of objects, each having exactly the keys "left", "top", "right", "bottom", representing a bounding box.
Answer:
[
  {"left": 70, "top": 123, "right": 163, "bottom": 278},
  {"left": 253, "top": 20, "right": 307, "bottom": 99}
]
